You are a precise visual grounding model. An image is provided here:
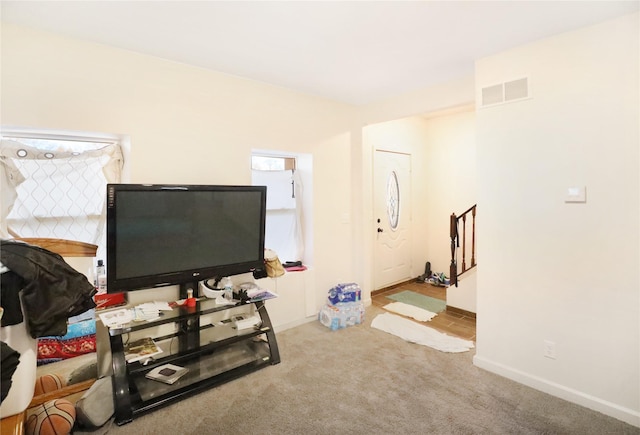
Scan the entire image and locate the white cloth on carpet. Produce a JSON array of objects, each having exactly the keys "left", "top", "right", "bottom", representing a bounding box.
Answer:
[
  {"left": 382, "top": 302, "right": 437, "bottom": 322},
  {"left": 371, "top": 312, "right": 474, "bottom": 353}
]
